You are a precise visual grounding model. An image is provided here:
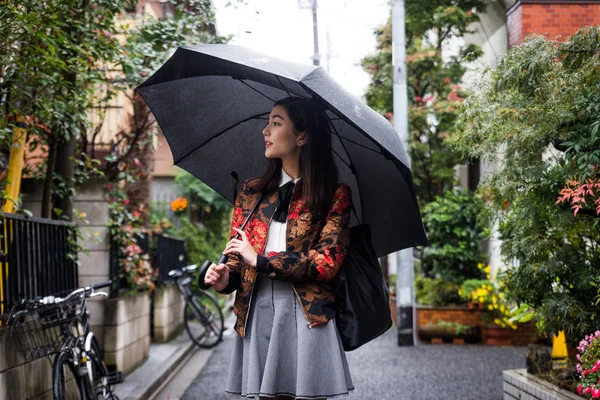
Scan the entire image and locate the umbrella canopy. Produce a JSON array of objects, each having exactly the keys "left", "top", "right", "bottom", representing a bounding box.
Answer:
[{"left": 136, "top": 44, "right": 426, "bottom": 257}]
